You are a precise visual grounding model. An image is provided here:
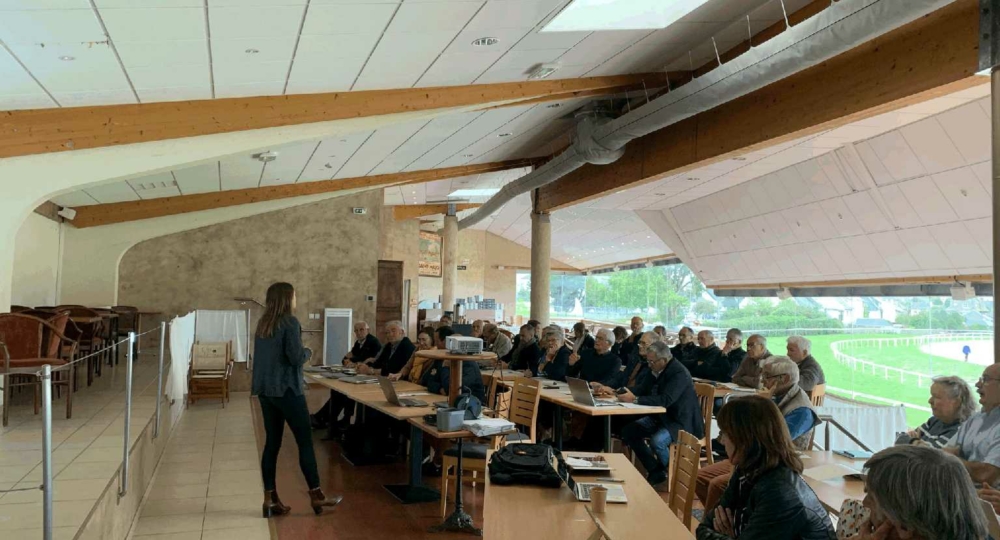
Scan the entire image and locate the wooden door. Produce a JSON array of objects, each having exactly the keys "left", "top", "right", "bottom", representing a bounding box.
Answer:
[{"left": 376, "top": 260, "right": 404, "bottom": 342}]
